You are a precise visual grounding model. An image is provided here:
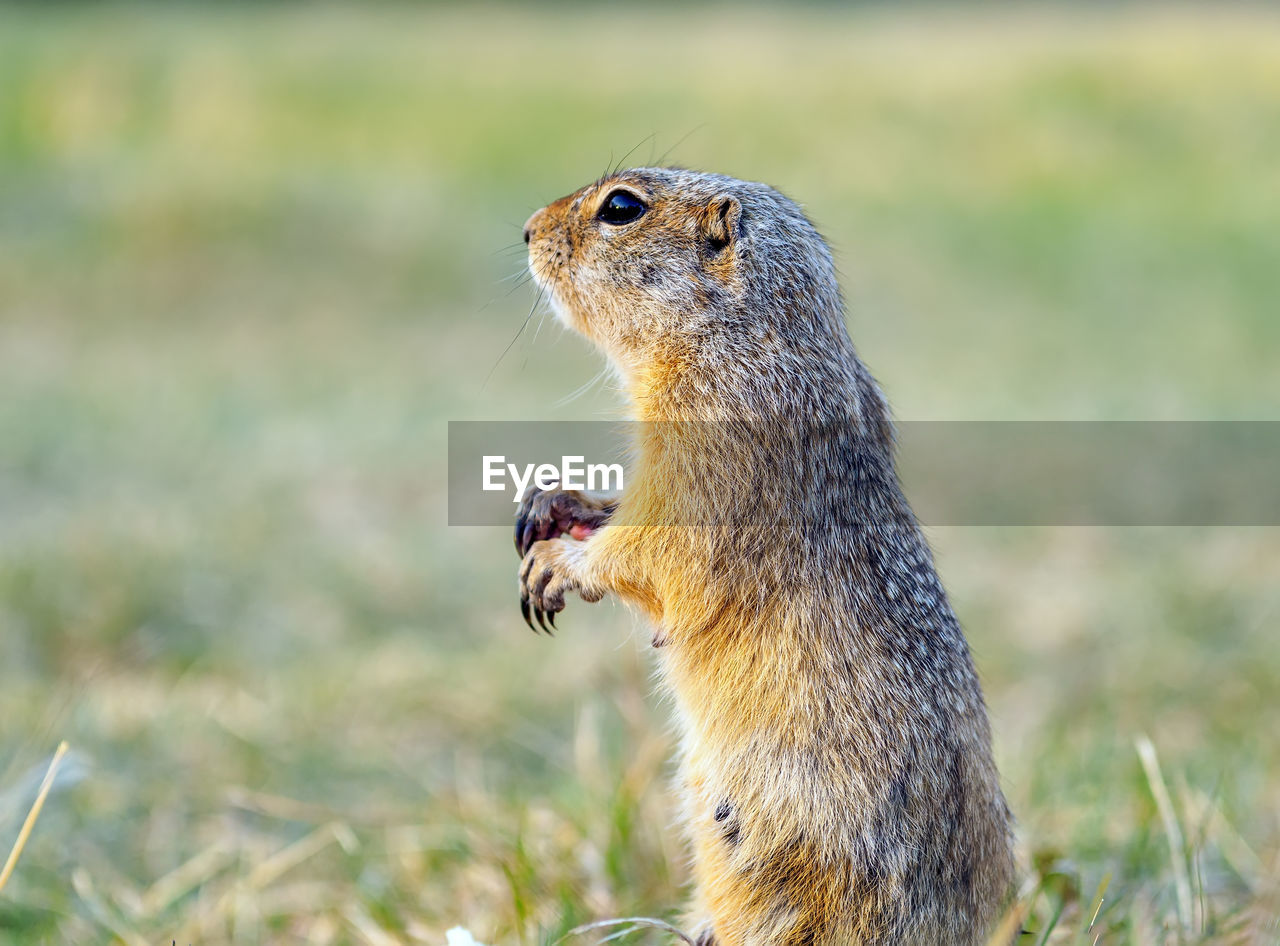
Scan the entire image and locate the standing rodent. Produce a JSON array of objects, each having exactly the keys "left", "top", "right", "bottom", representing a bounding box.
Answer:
[{"left": 514, "top": 168, "right": 1015, "bottom": 945}]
